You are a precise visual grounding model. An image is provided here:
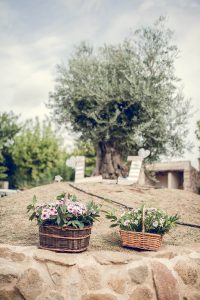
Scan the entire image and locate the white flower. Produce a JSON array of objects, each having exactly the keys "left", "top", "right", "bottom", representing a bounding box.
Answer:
[
  {"left": 123, "top": 220, "right": 130, "bottom": 226},
  {"left": 153, "top": 221, "right": 158, "bottom": 228},
  {"left": 160, "top": 218, "right": 164, "bottom": 226}
]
